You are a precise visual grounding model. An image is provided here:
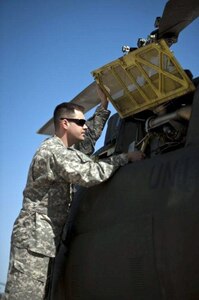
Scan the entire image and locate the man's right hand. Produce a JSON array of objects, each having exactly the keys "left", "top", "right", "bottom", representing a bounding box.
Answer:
[{"left": 127, "top": 151, "right": 145, "bottom": 162}]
